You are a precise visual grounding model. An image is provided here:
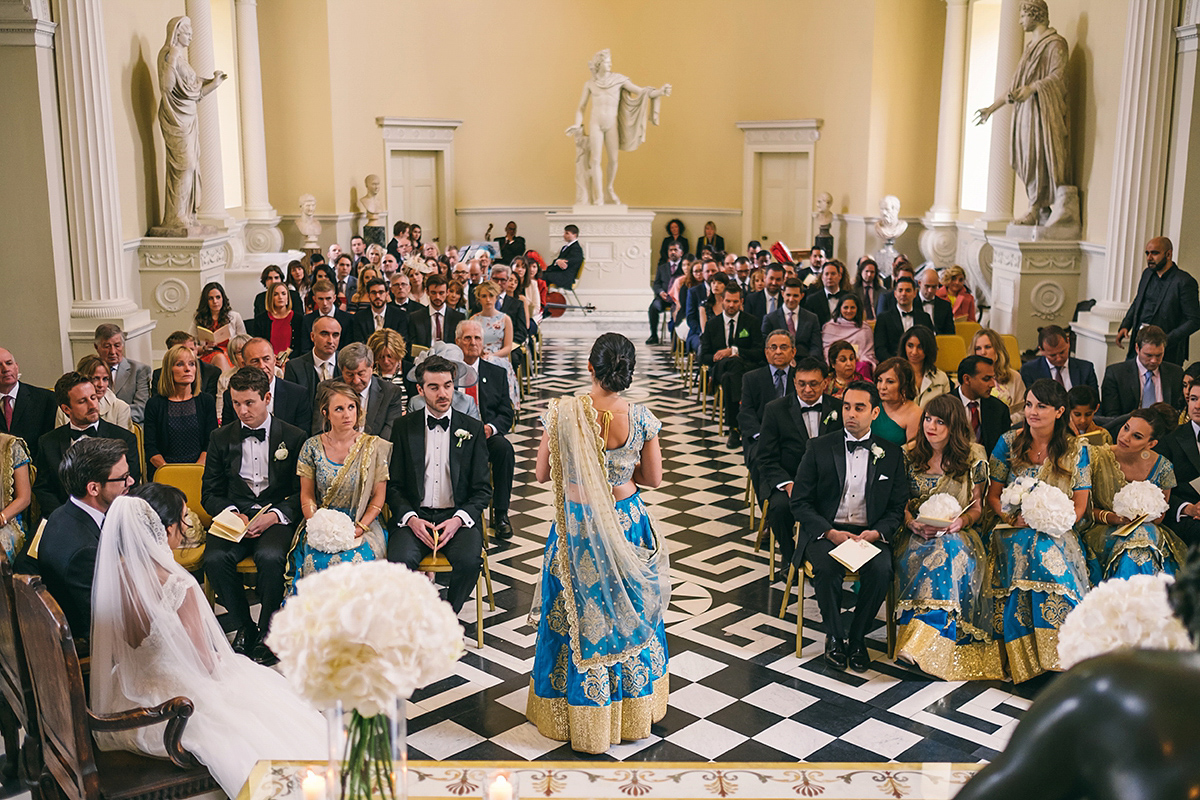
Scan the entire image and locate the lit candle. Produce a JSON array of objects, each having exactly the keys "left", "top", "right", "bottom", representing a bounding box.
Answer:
[
  {"left": 302, "top": 769, "right": 325, "bottom": 800},
  {"left": 489, "top": 774, "right": 513, "bottom": 800}
]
